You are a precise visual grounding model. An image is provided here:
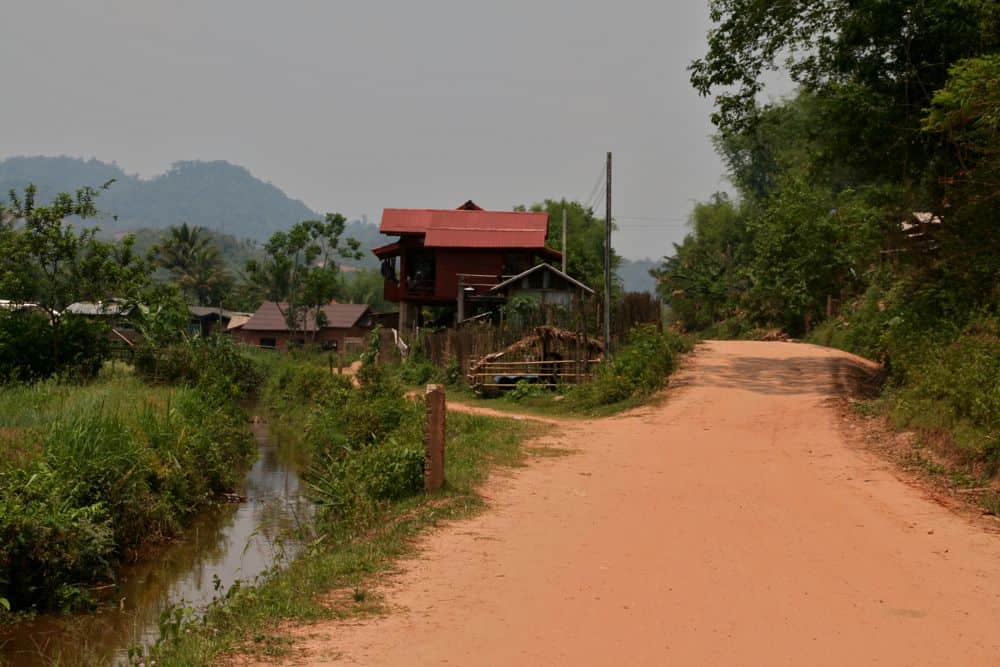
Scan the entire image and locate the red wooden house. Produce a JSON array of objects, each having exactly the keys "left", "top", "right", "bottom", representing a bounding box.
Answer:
[{"left": 373, "top": 201, "right": 561, "bottom": 329}]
